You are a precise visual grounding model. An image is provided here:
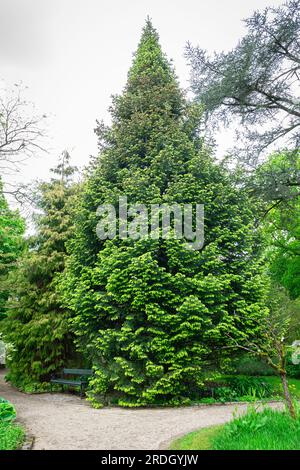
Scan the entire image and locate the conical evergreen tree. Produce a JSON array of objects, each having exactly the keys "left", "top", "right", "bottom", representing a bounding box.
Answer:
[
  {"left": 1, "top": 152, "right": 78, "bottom": 390},
  {"left": 0, "top": 180, "right": 25, "bottom": 321},
  {"left": 62, "top": 21, "right": 268, "bottom": 406}
]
